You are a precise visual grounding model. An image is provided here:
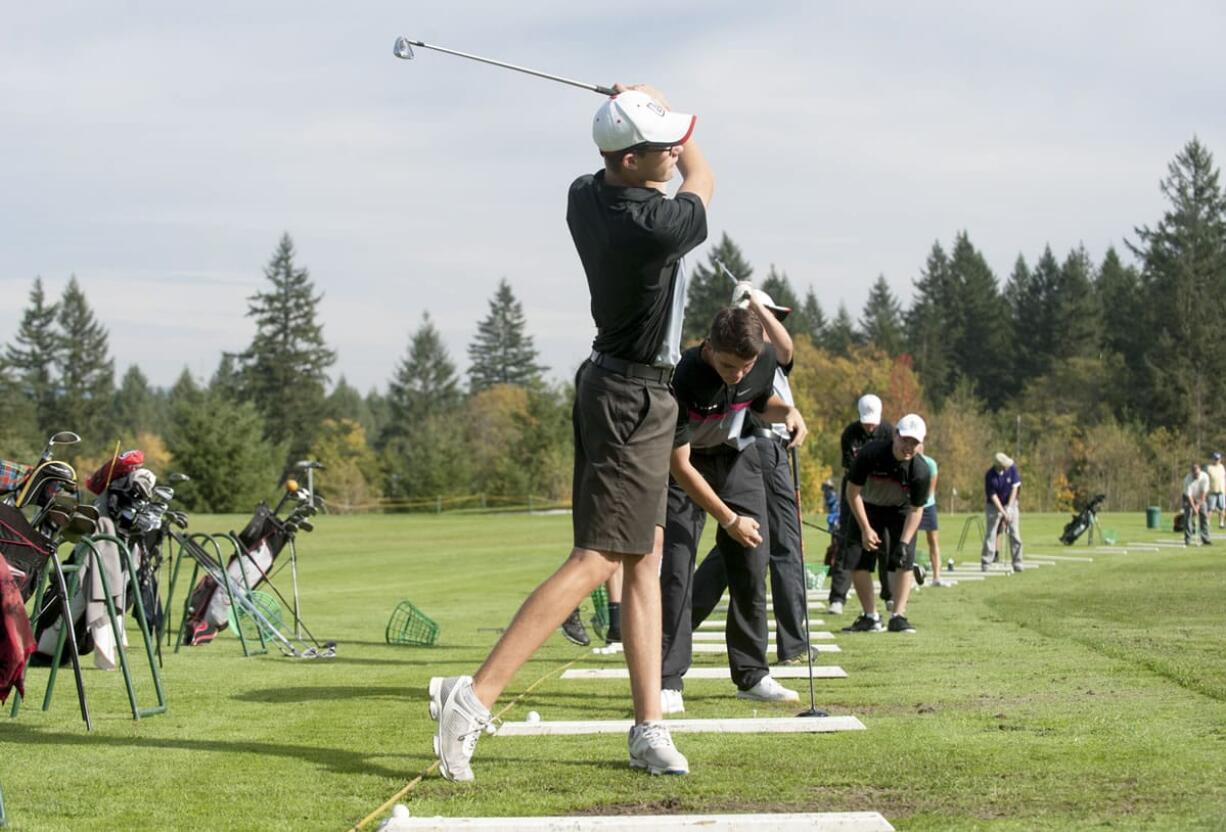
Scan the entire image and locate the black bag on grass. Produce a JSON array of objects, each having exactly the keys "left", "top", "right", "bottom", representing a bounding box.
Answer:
[{"left": 182, "top": 503, "right": 289, "bottom": 645}]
